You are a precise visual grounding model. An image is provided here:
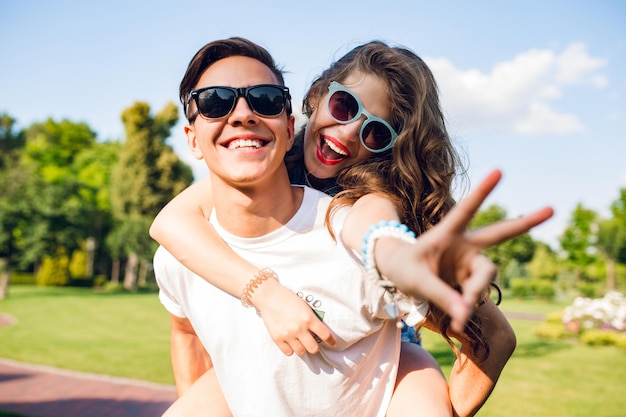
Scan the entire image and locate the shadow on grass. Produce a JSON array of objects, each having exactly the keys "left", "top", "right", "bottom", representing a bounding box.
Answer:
[
  {"left": 512, "top": 339, "right": 571, "bottom": 358},
  {"left": 427, "top": 348, "right": 456, "bottom": 368},
  {"left": 425, "top": 338, "right": 570, "bottom": 368},
  {"left": 3, "top": 285, "right": 159, "bottom": 300}
]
